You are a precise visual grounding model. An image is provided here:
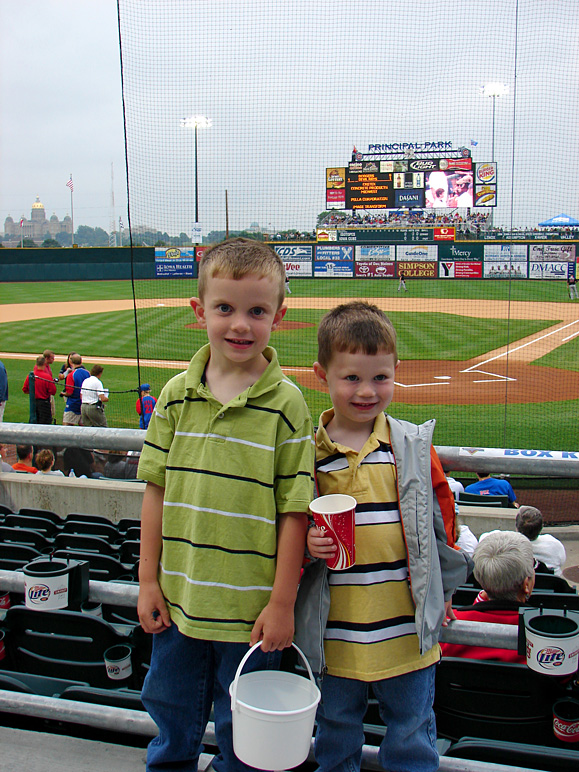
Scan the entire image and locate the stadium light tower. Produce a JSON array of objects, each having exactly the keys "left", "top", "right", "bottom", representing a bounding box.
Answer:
[
  {"left": 481, "top": 83, "right": 509, "bottom": 161},
  {"left": 180, "top": 115, "right": 212, "bottom": 239}
]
